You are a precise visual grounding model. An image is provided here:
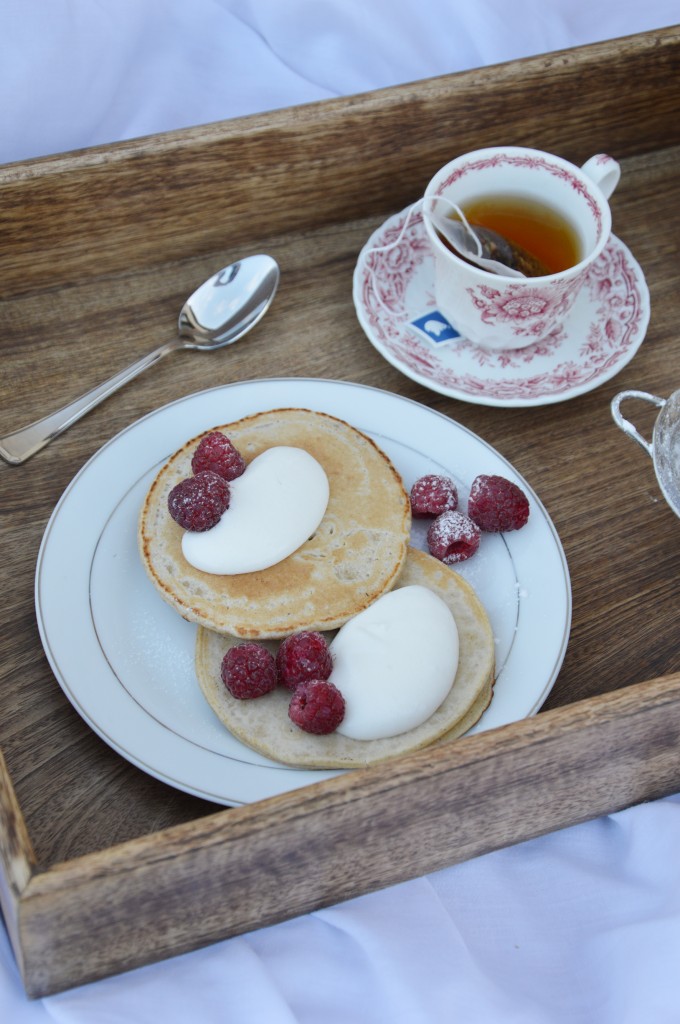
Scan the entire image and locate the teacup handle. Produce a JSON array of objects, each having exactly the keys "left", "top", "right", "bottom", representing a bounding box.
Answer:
[
  {"left": 611, "top": 389, "right": 666, "bottom": 458},
  {"left": 581, "top": 154, "right": 621, "bottom": 199}
]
